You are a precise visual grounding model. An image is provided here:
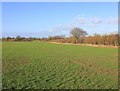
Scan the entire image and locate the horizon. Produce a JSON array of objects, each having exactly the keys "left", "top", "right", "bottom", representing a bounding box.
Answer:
[{"left": 2, "top": 2, "right": 118, "bottom": 38}]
